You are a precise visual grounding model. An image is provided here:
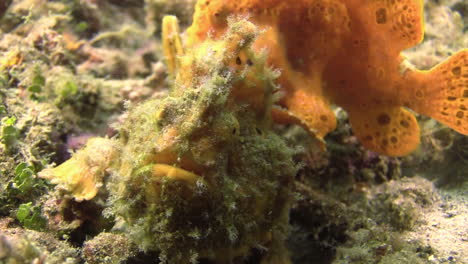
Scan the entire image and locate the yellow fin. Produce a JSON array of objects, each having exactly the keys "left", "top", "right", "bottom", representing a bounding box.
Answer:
[
  {"left": 271, "top": 106, "right": 327, "bottom": 151},
  {"left": 283, "top": 89, "right": 337, "bottom": 139},
  {"left": 348, "top": 106, "right": 420, "bottom": 156},
  {"left": 39, "top": 138, "right": 118, "bottom": 201},
  {"left": 409, "top": 50, "right": 468, "bottom": 135}
]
